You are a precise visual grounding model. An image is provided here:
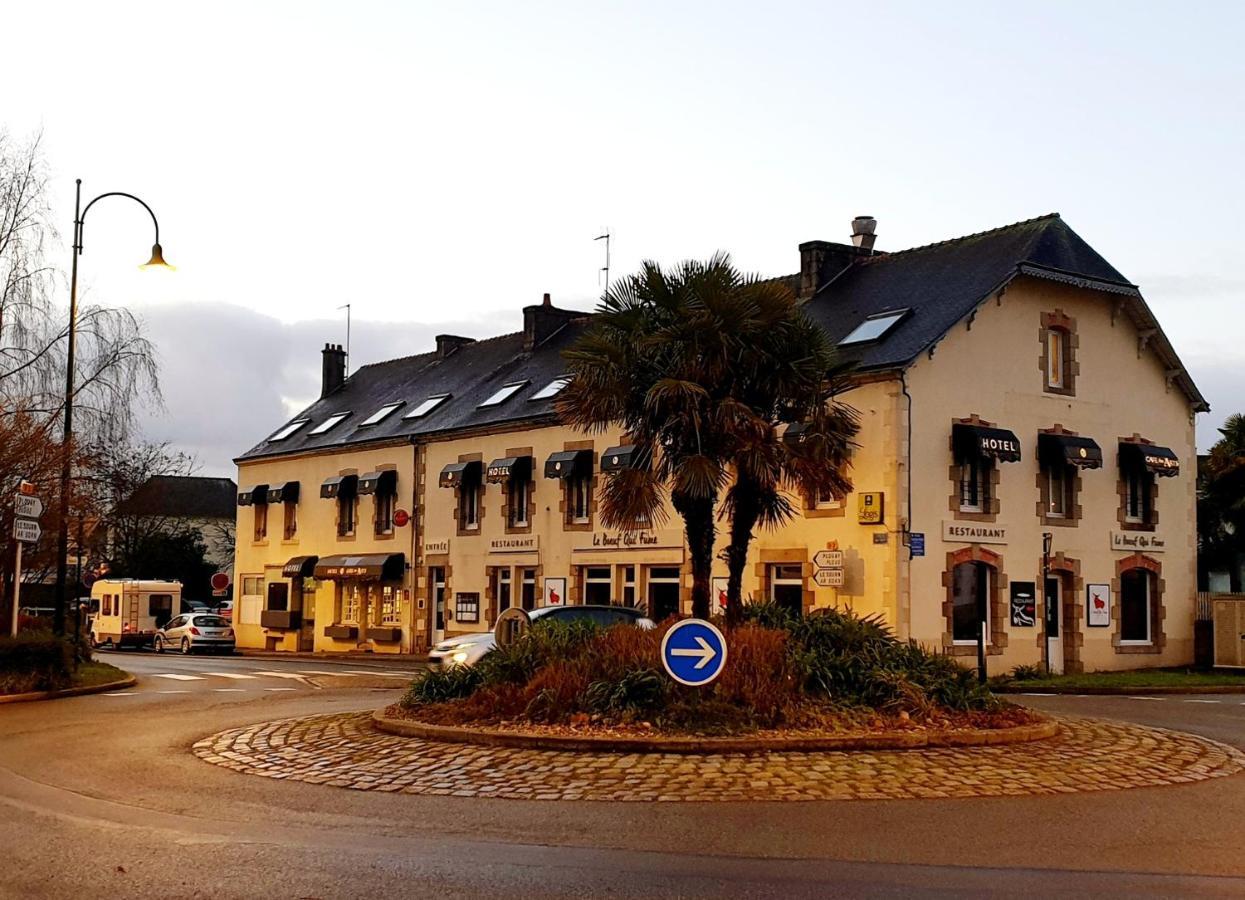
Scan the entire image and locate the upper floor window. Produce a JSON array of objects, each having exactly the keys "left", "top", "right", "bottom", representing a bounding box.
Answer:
[
  {"left": 283, "top": 501, "right": 297, "bottom": 540},
  {"left": 253, "top": 502, "right": 268, "bottom": 541},
  {"left": 958, "top": 456, "right": 990, "bottom": 513},
  {"left": 459, "top": 480, "right": 480, "bottom": 530},
  {"left": 569, "top": 473, "right": 591, "bottom": 524},
  {"left": 1045, "top": 462, "right": 1069, "bottom": 518},
  {"left": 375, "top": 491, "right": 395, "bottom": 535},
  {"left": 508, "top": 476, "right": 531, "bottom": 528},
  {"left": 1123, "top": 467, "right": 1153, "bottom": 524},
  {"left": 1045, "top": 328, "right": 1068, "bottom": 390},
  {"left": 1040, "top": 310, "right": 1077, "bottom": 395},
  {"left": 338, "top": 494, "right": 356, "bottom": 537}
]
